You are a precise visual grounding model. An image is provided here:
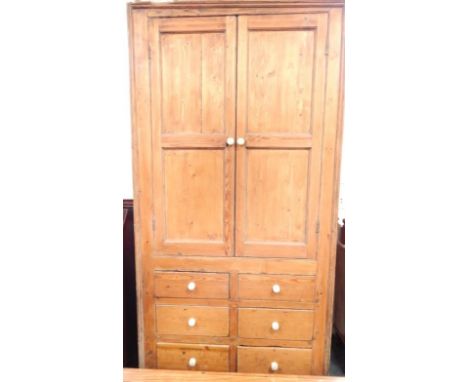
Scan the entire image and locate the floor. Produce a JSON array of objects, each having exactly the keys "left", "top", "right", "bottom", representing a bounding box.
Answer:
[{"left": 328, "top": 333, "right": 345, "bottom": 376}]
